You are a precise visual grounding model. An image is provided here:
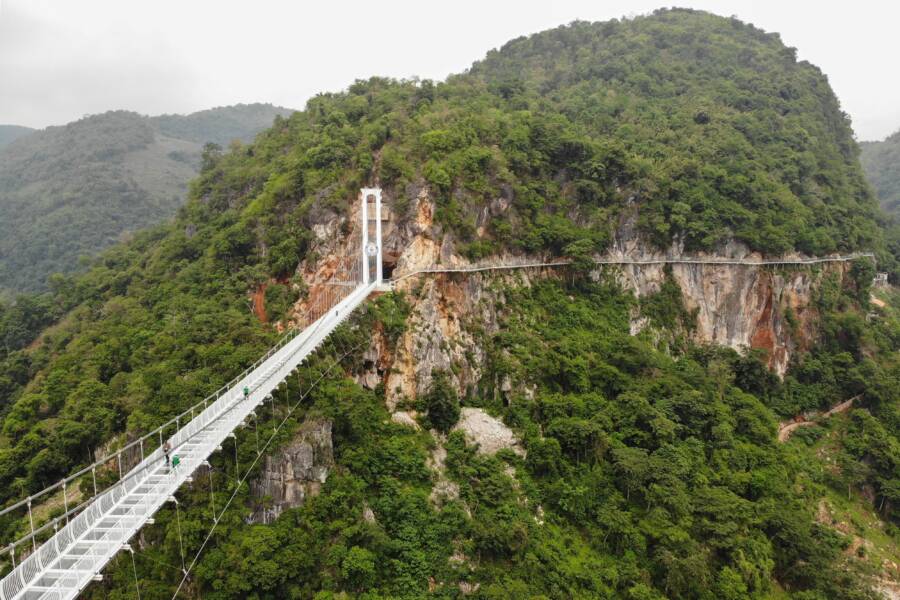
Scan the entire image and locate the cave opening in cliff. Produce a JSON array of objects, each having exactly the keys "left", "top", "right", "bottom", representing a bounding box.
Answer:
[{"left": 382, "top": 251, "right": 398, "bottom": 280}]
